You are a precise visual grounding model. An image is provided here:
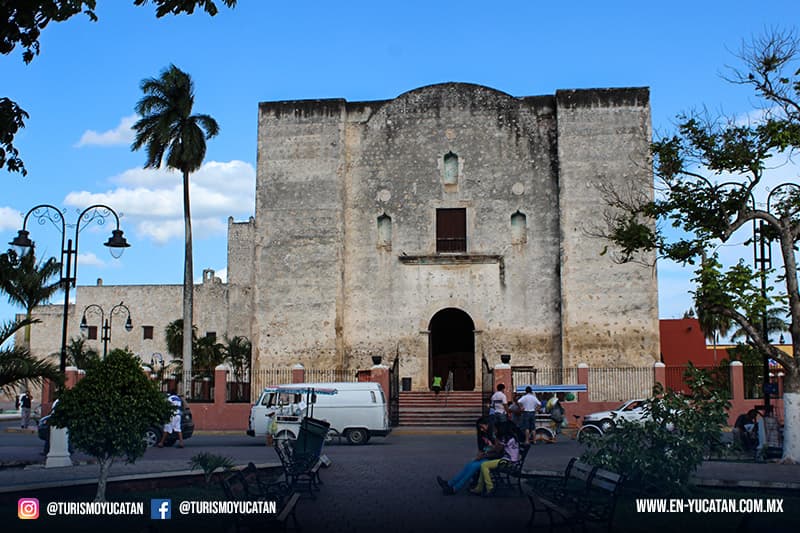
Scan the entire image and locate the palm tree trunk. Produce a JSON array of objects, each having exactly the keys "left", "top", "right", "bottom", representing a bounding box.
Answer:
[{"left": 182, "top": 169, "right": 193, "bottom": 398}]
